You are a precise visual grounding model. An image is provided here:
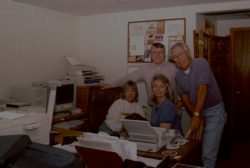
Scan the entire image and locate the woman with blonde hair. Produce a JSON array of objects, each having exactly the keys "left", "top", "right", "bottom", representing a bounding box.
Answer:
[
  {"left": 150, "top": 74, "right": 183, "bottom": 135},
  {"left": 99, "top": 80, "right": 145, "bottom": 135}
]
